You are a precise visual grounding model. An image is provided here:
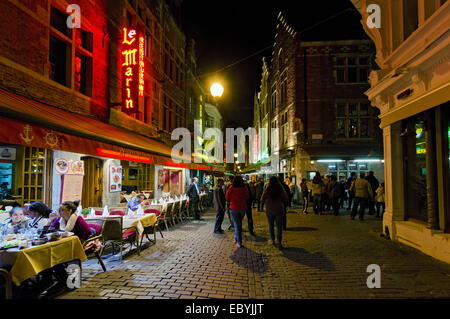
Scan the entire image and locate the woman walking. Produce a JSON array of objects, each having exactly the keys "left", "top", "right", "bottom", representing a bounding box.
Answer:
[
  {"left": 261, "top": 176, "right": 288, "bottom": 249},
  {"left": 225, "top": 175, "right": 249, "bottom": 248},
  {"left": 300, "top": 178, "right": 309, "bottom": 214}
]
